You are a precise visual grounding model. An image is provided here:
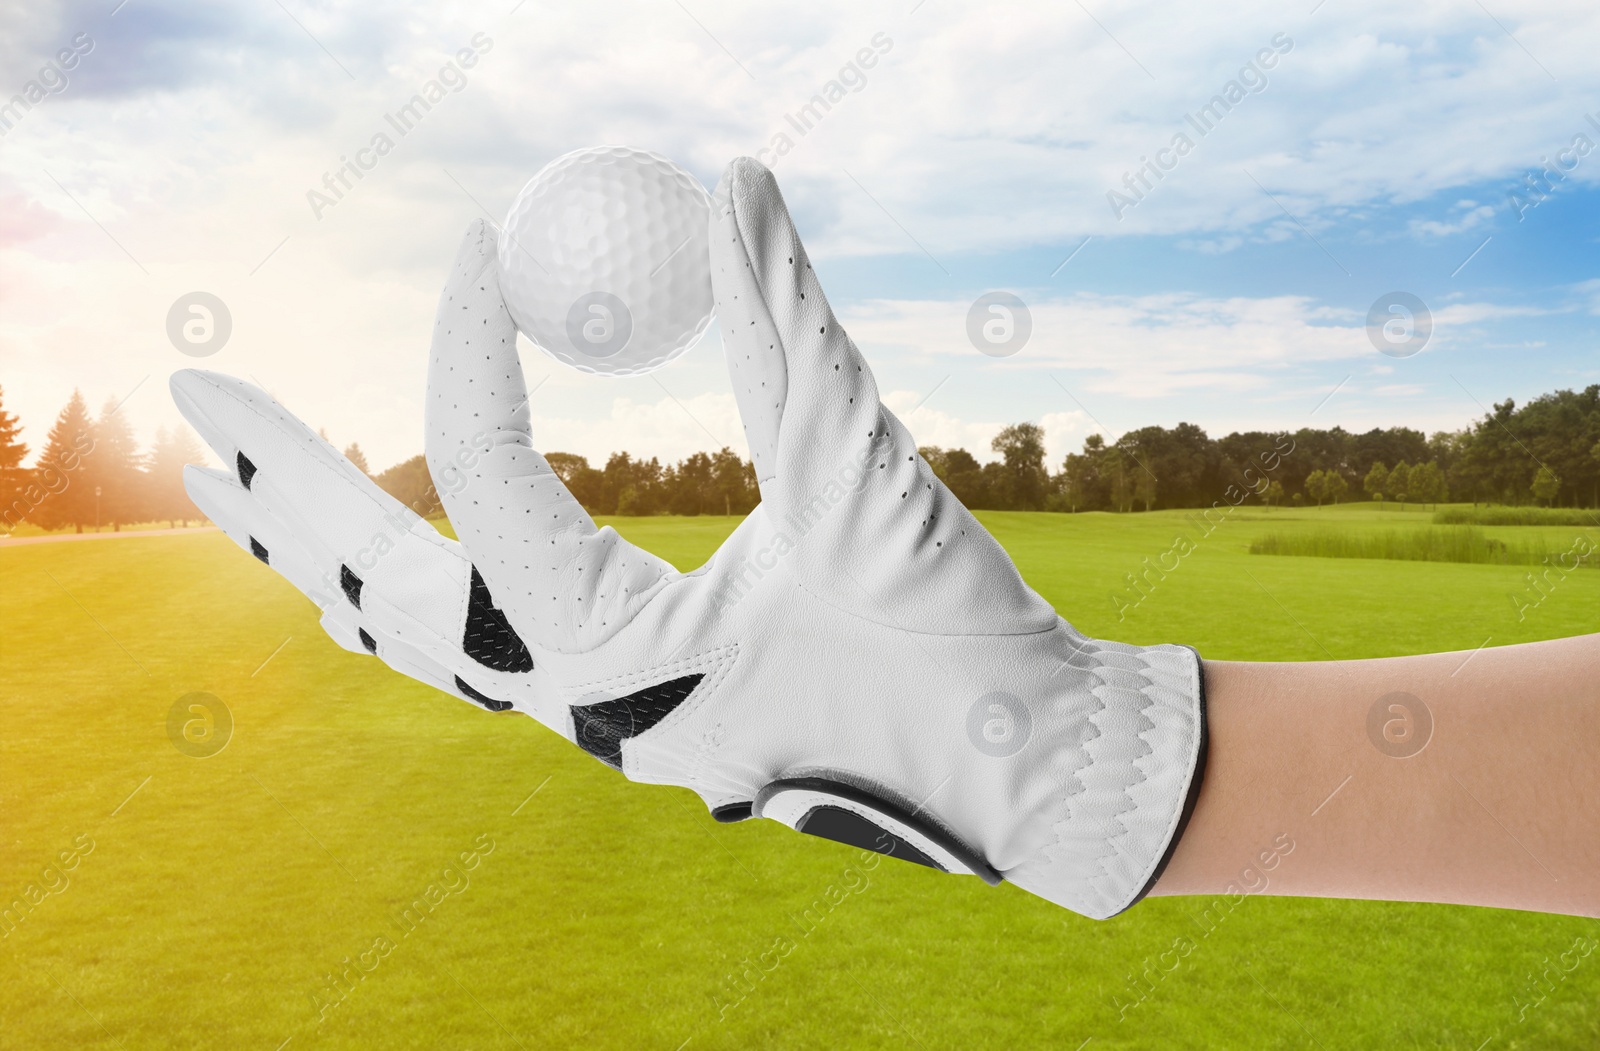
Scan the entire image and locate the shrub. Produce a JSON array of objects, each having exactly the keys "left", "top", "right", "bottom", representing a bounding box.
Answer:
[
  {"left": 1249, "top": 527, "right": 1596, "bottom": 567},
  {"left": 1433, "top": 507, "right": 1600, "bottom": 527}
]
